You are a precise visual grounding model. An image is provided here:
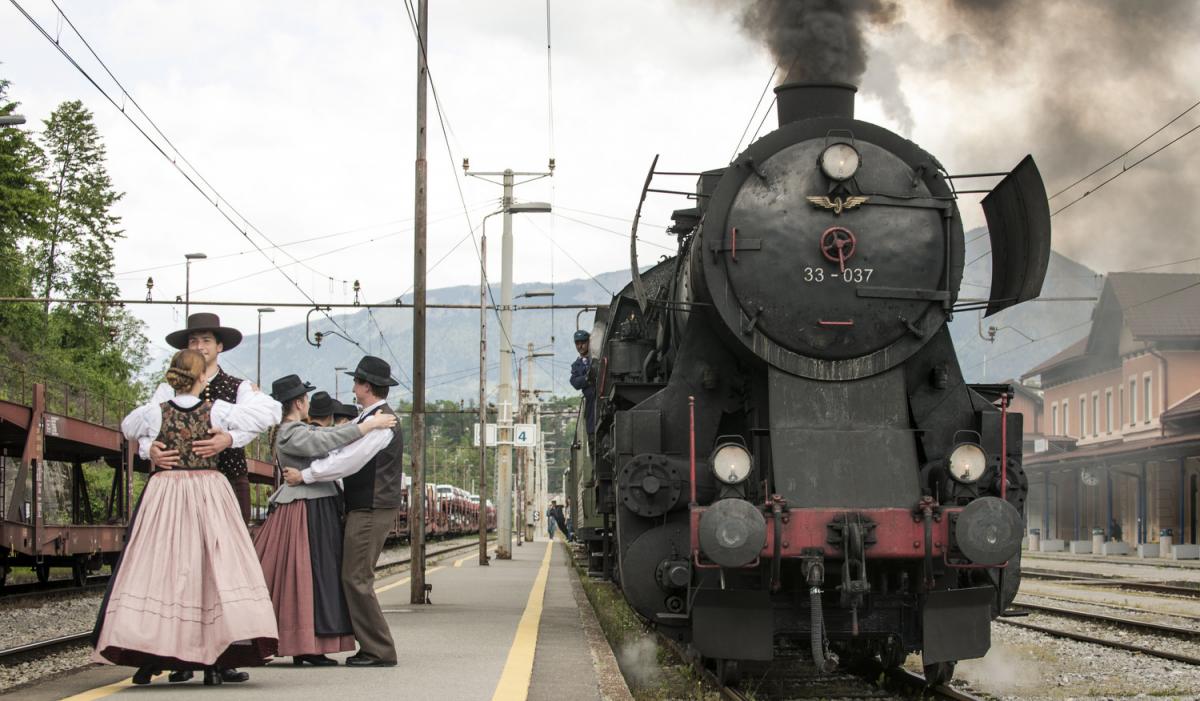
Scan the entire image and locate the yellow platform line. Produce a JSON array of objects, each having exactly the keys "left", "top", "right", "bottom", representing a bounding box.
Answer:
[
  {"left": 374, "top": 565, "right": 441, "bottom": 594},
  {"left": 58, "top": 678, "right": 132, "bottom": 701},
  {"left": 454, "top": 550, "right": 493, "bottom": 567},
  {"left": 490, "top": 541, "right": 554, "bottom": 701}
]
